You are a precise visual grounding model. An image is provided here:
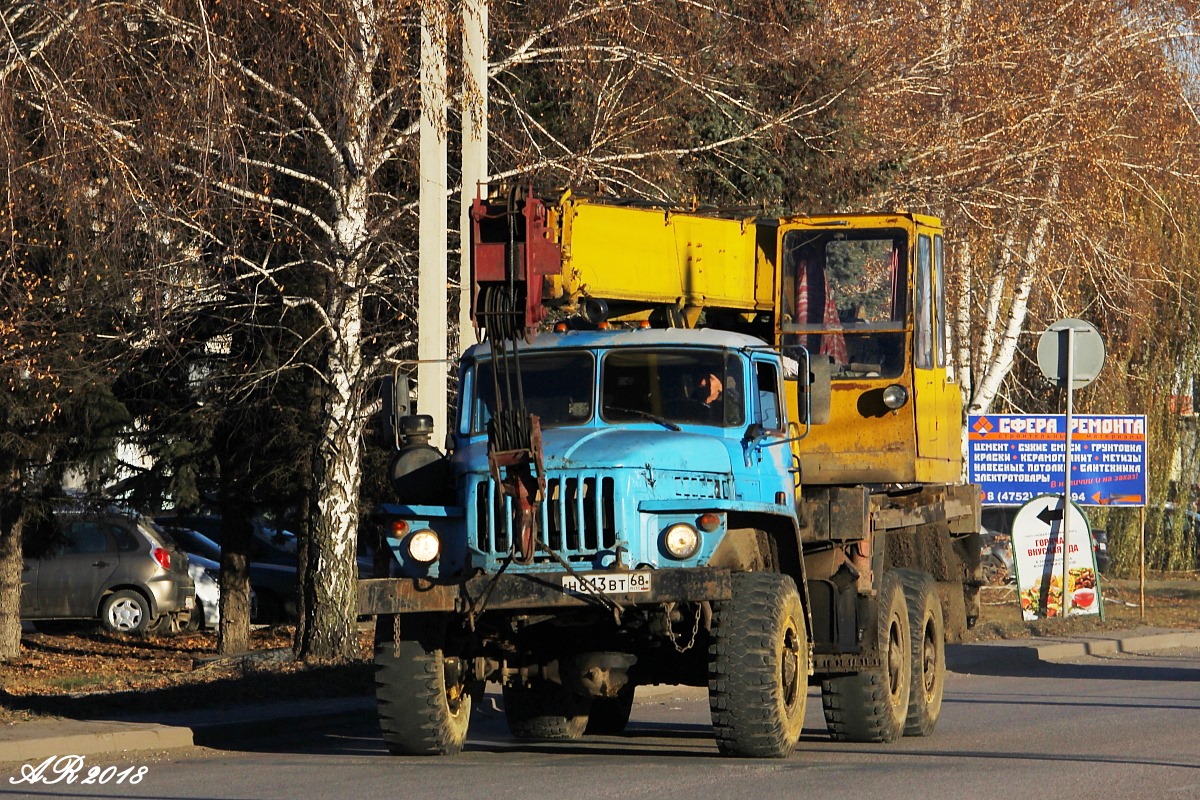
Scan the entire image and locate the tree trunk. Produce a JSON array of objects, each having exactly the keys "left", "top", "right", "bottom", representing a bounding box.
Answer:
[
  {"left": 295, "top": 0, "right": 376, "bottom": 662},
  {"left": 217, "top": 505, "right": 254, "bottom": 655},
  {"left": 297, "top": 365, "right": 366, "bottom": 660},
  {"left": 0, "top": 498, "right": 27, "bottom": 664}
]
